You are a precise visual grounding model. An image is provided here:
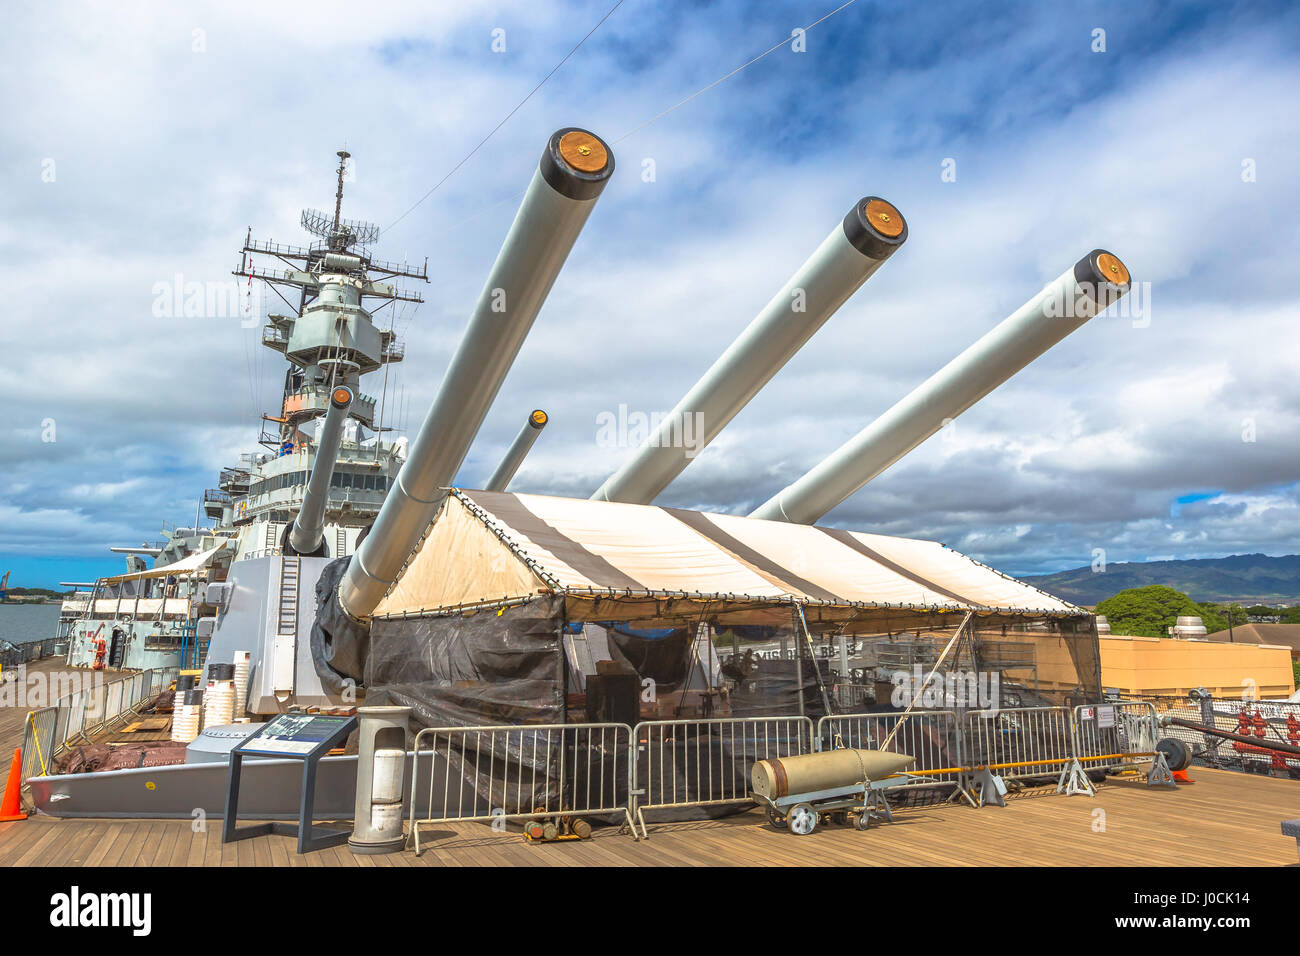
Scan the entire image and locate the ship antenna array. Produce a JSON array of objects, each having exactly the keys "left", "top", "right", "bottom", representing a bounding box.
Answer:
[
  {"left": 300, "top": 151, "right": 380, "bottom": 253},
  {"left": 332, "top": 149, "right": 348, "bottom": 233}
]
